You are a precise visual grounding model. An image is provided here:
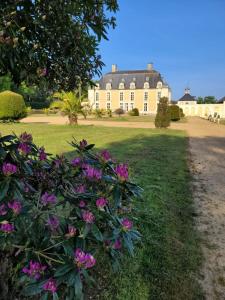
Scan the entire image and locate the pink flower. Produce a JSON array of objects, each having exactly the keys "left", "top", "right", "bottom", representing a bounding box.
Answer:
[
  {"left": 79, "top": 200, "right": 86, "bottom": 208},
  {"left": 82, "top": 210, "right": 95, "bottom": 224},
  {"left": 96, "top": 197, "right": 108, "bottom": 210},
  {"left": 41, "top": 192, "right": 57, "bottom": 206},
  {"left": 121, "top": 218, "right": 133, "bottom": 231},
  {"left": 39, "top": 147, "right": 47, "bottom": 161},
  {"left": 2, "top": 163, "right": 17, "bottom": 176},
  {"left": 74, "top": 248, "right": 96, "bottom": 269},
  {"left": 84, "top": 165, "right": 102, "bottom": 181},
  {"left": 0, "top": 204, "right": 7, "bottom": 216},
  {"left": 19, "top": 132, "right": 33, "bottom": 143},
  {"left": 76, "top": 184, "right": 86, "bottom": 193},
  {"left": 46, "top": 216, "right": 59, "bottom": 231},
  {"left": 22, "top": 261, "right": 47, "bottom": 280},
  {"left": 100, "top": 150, "right": 111, "bottom": 162},
  {"left": 0, "top": 221, "right": 14, "bottom": 233},
  {"left": 113, "top": 239, "right": 122, "bottom": 250},
  {"left": 66, "top": 225, "right": 77, "bottom": 237},
  {"left": 71, "top": 157, "right": 81, "bottom": 167},
  {"left": 8, "top": 200, "right": 22, "bottom": 214},
  {"left": 115, "top": 164, "right": 129, "bottom": 181},
  {"left": 43, "top": 278, "right": 57, "bottom": 293},
  {"left": 79, "top": 139, "right": 88, "bottom": 149},
  {"left": 18, "top": 143, "right": 31, "bottom": 155}
]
